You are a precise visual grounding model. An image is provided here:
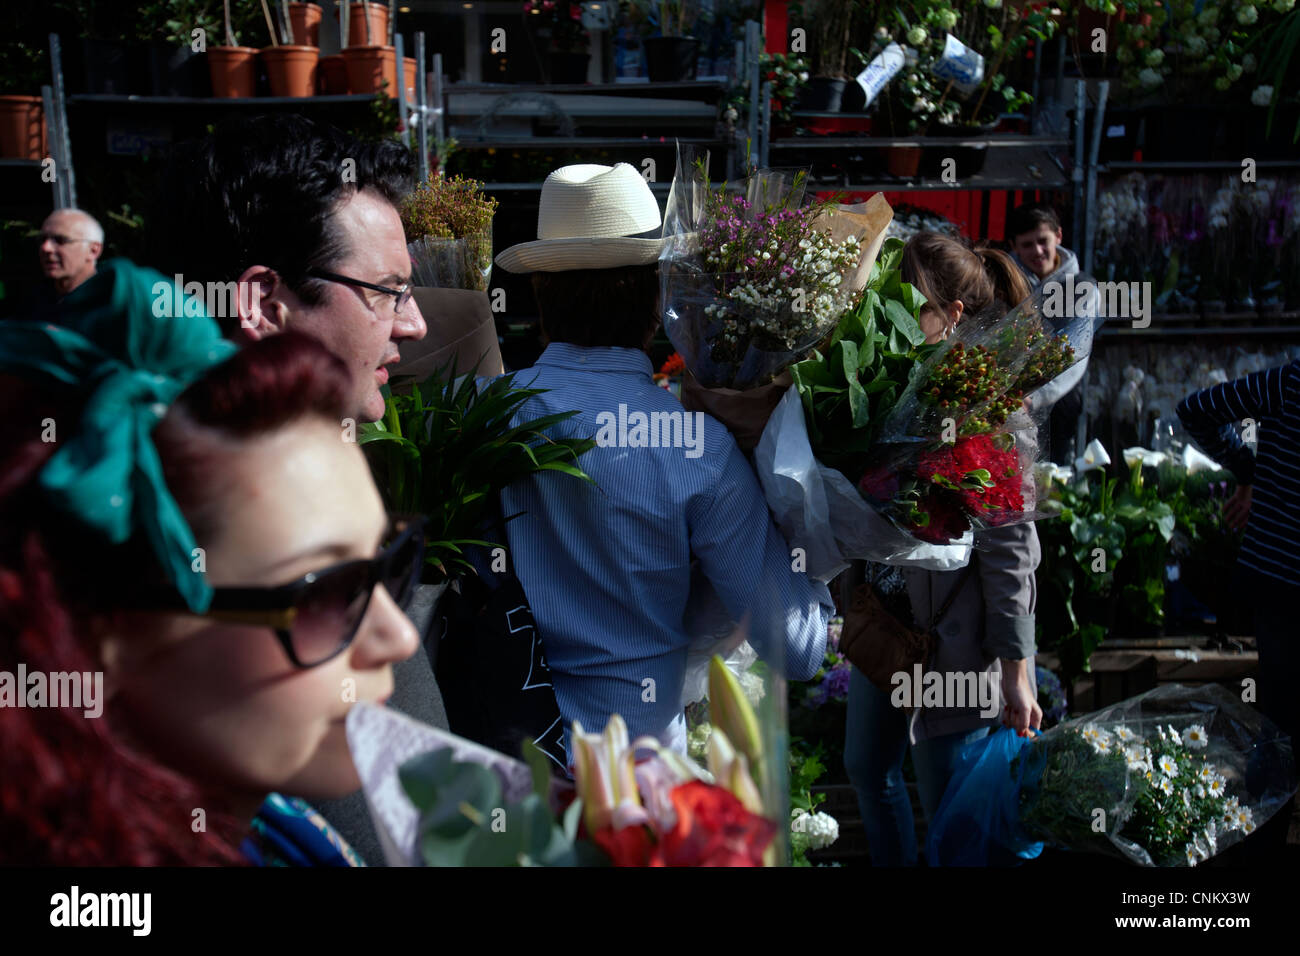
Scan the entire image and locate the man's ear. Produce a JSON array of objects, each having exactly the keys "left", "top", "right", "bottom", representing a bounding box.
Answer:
[
  {"left": 88, "top": 241, "right": 104, "bottom": 263},
  {"left": 235, "top": 265, "right": 290, "bottom": 343},
  {"left": 1053, "top": 227, "right": 1063, "bottom": 244}
]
